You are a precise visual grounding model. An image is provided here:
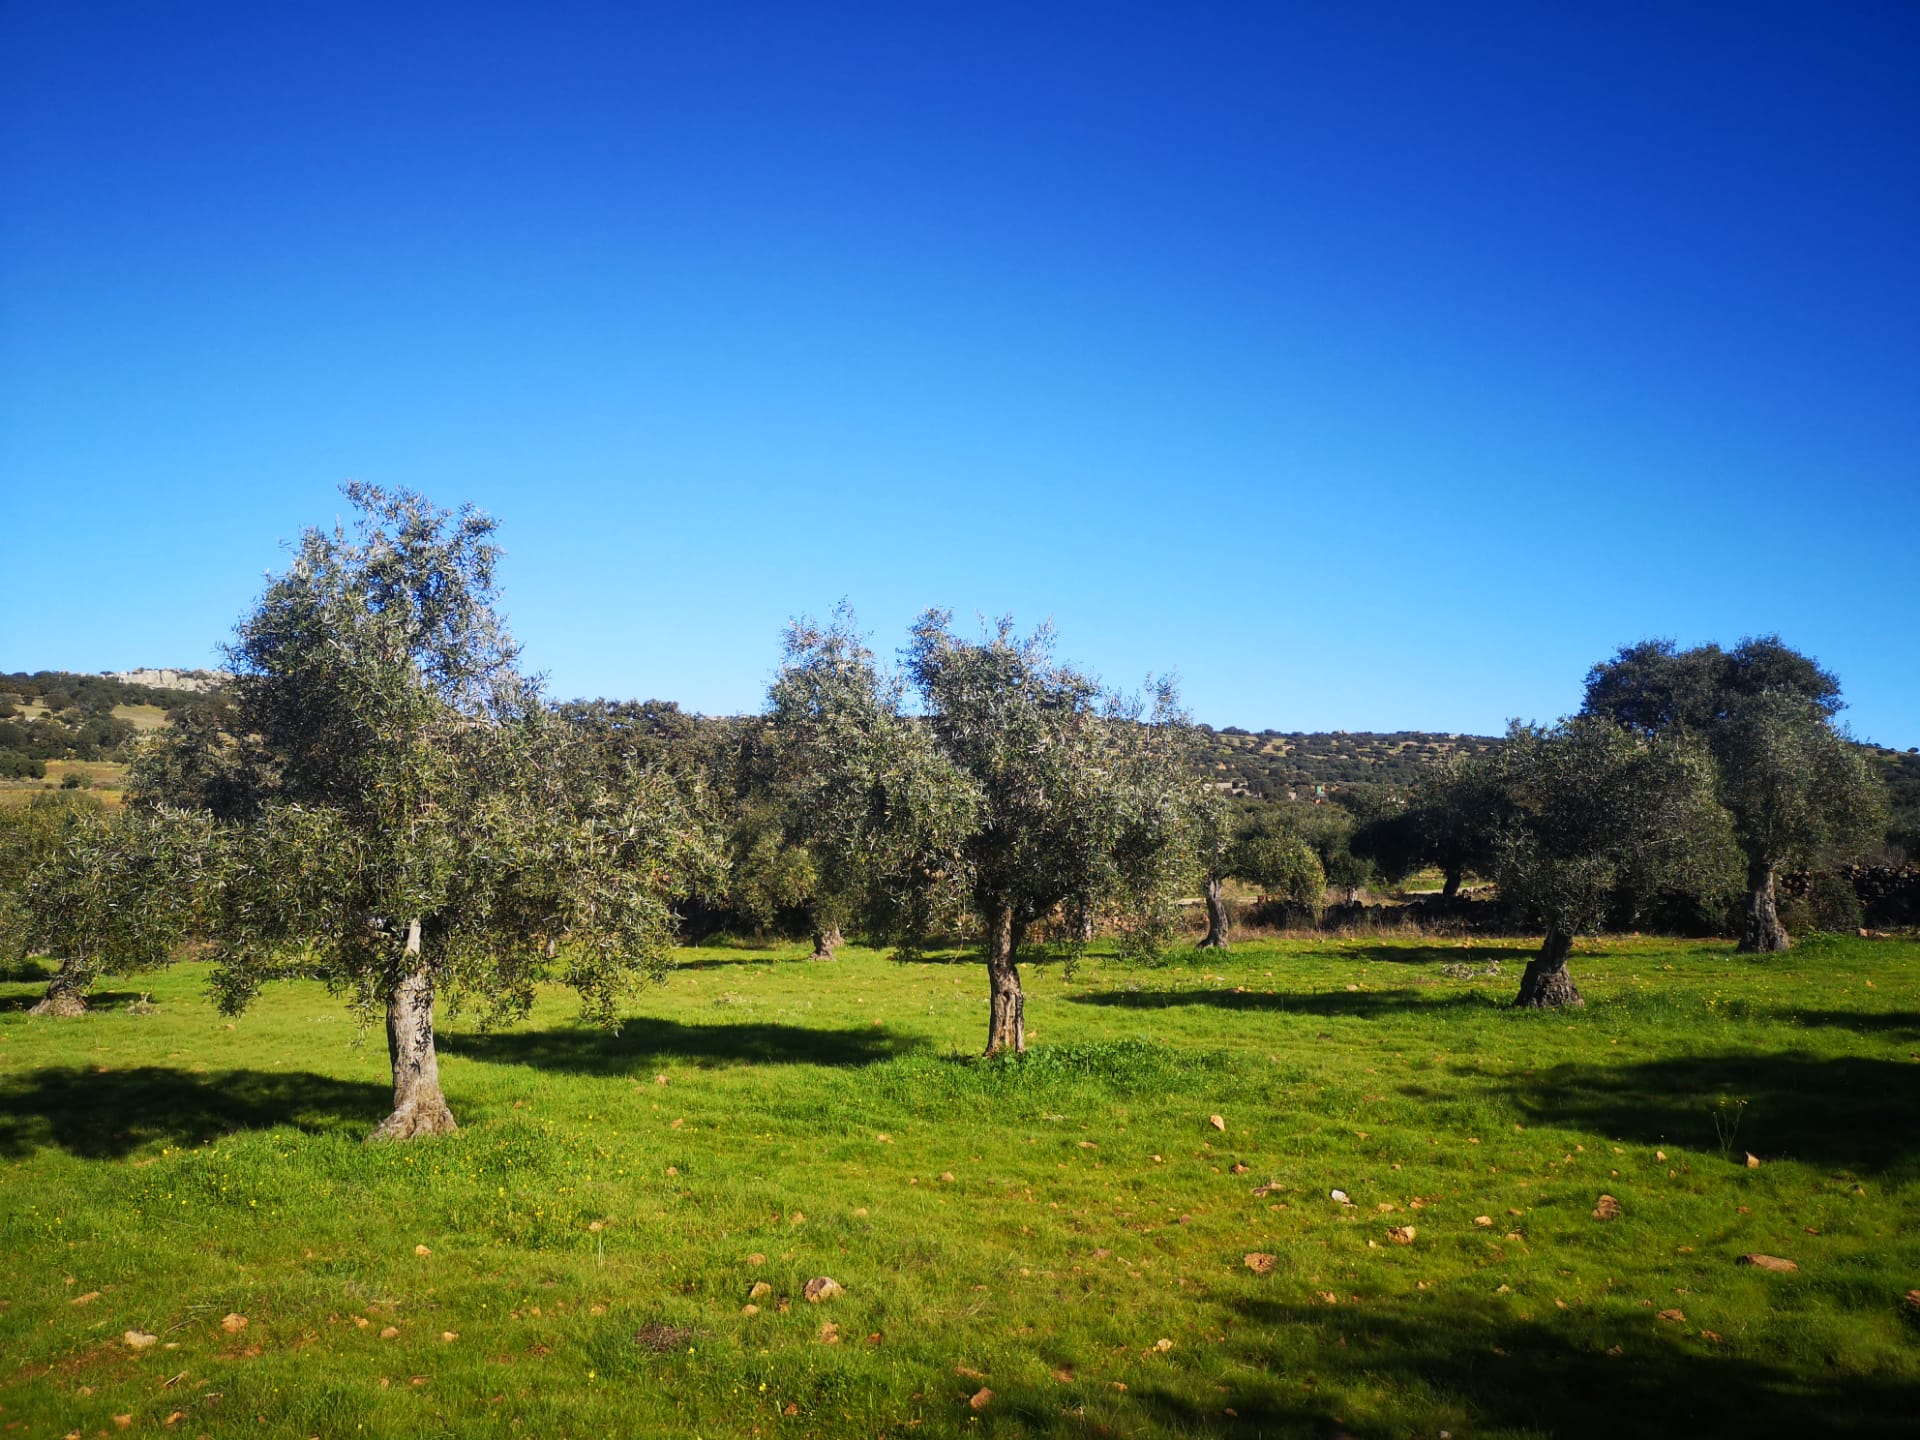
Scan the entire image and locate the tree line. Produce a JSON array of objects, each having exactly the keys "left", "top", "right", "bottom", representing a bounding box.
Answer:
[{"left": 0, "top": 487, "right": 1892, "bottom": 1138}]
